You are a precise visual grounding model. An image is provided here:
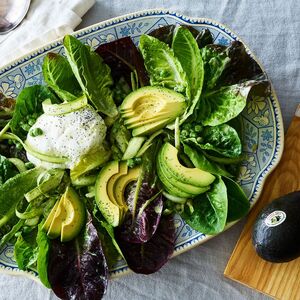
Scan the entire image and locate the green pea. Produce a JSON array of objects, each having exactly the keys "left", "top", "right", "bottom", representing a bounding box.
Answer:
[
  {"left": 196, "top": 137, "right": 204, "bottom": 143},
  {"left": 195, "top": 125, "right": 203, "bottom": 133},
  {"left": 15, "top": 142, "right": 23, "bottom": 150},
  {"left": 22, "top": 124, "right": 31, "bottom": 132},
  {"left": 182, "top": 123, "right": 191, "bottom": 131},
  {"left": 29, "top": 127, "right": 43, "bottom": 137},
  {"left": 180, "top": 130, "right": 188, "bottom": 137},
  {"left": 189, "top": 132, "right": 197, "bottom": 138}
]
